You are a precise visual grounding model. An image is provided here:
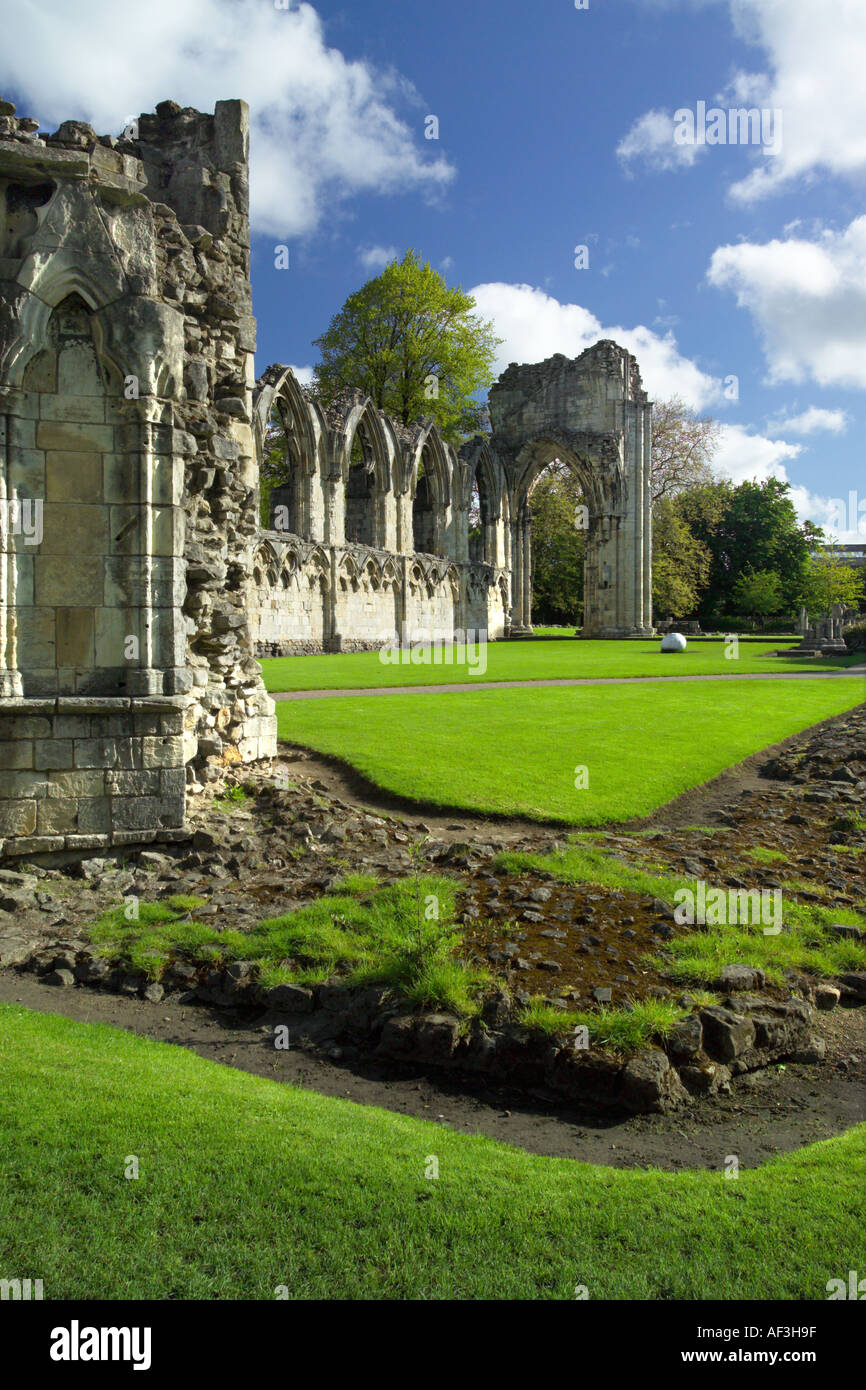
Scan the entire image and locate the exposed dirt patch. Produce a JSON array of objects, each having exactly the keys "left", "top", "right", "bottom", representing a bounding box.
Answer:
[{"left": 1, "top": 969, "right": 863, "bottom": 1170}]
